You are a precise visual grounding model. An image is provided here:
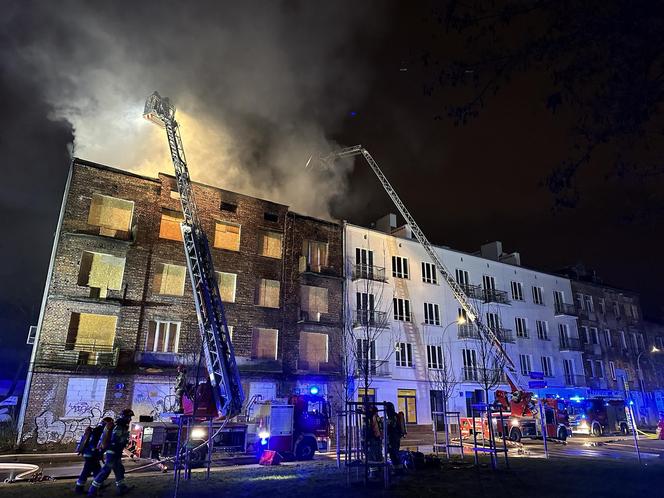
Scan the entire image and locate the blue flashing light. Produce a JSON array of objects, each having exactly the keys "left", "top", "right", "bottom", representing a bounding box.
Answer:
[
  {"left": 570, "top": 396, "right": 585, "bottom": 403},
  {"left": 629, "top": 400, "right": 634, "bottom": 406},
  {"left": 350, "top": 111, "right": 357, "bottom": 117},
  {"left": 581, "top": 415, "right": 586, "bottom": 420},
  {"left": 260, "top": 438, "right": 268, "bottom": 446},
  {"left": 309, "top": 386, "right": 320, "bottom": 395}
]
